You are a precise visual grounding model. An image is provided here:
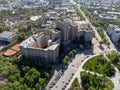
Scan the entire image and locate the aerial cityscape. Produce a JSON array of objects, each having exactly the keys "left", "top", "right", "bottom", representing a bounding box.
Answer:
[{"left": 0, "top": 0, "right": 120, "bottom": 90}]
